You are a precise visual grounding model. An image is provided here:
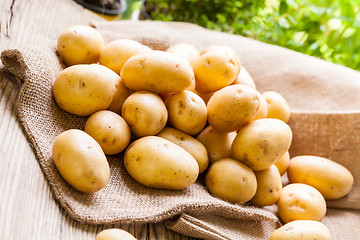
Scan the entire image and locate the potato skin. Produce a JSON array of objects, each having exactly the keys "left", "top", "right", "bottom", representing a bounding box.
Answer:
[
  {"left": 121, "top": 91, "right": 168, "bottom": 137},
  {"left": 165, "top": 90, "right": 207, "bottom": 136},
  {"left": 288, "top": 155, "right": 354, "bottom": 200},
  {"left": 85, "top": 110, "right": 131, "bottom": 155},
  {"left": 52, "top": 129, "right": 110, "bottom": 193},
  {"left": 262, "top": 91, "right": 290, "bottom": 123},
  {"left": 277, "top": 183, "right": 327, "bottom": 223},
  {"left": 124, "top": 136, "right": 199, "bottom": 190},
  {"left": 157, "top": 127, "right": 209, "bottom": 174},
  {"left": 121, "top": 50, "right": 195, "bottom": 94},
  {"left": 166, "top": 43, "right": 200, "bottom": 65},
  {"left": 207, "top": 84, "right": 261, "bottom": 133},
  {"left": 205, "top": 158, "right": 257, "bottom": 203},
  {"left": 53, "top": 64, "right": 120, "bottom": 116},
  {"left": 96, "top": 228, "right": 137, "bottom": 240},
  {"left": 274, "top": 151, "right": 290, "bottom": 176},
  {"left": 232, "top": 118, "right": 292, "bottom": 171},
  {"left": 270, "top": 220, "right": 331, "bottom": 240},
  {"left": 57, "top": 25, "right": 104, "bottom": 66},
  {"left": 232, "top": 67, "right": 256, "bottom": 89}
]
